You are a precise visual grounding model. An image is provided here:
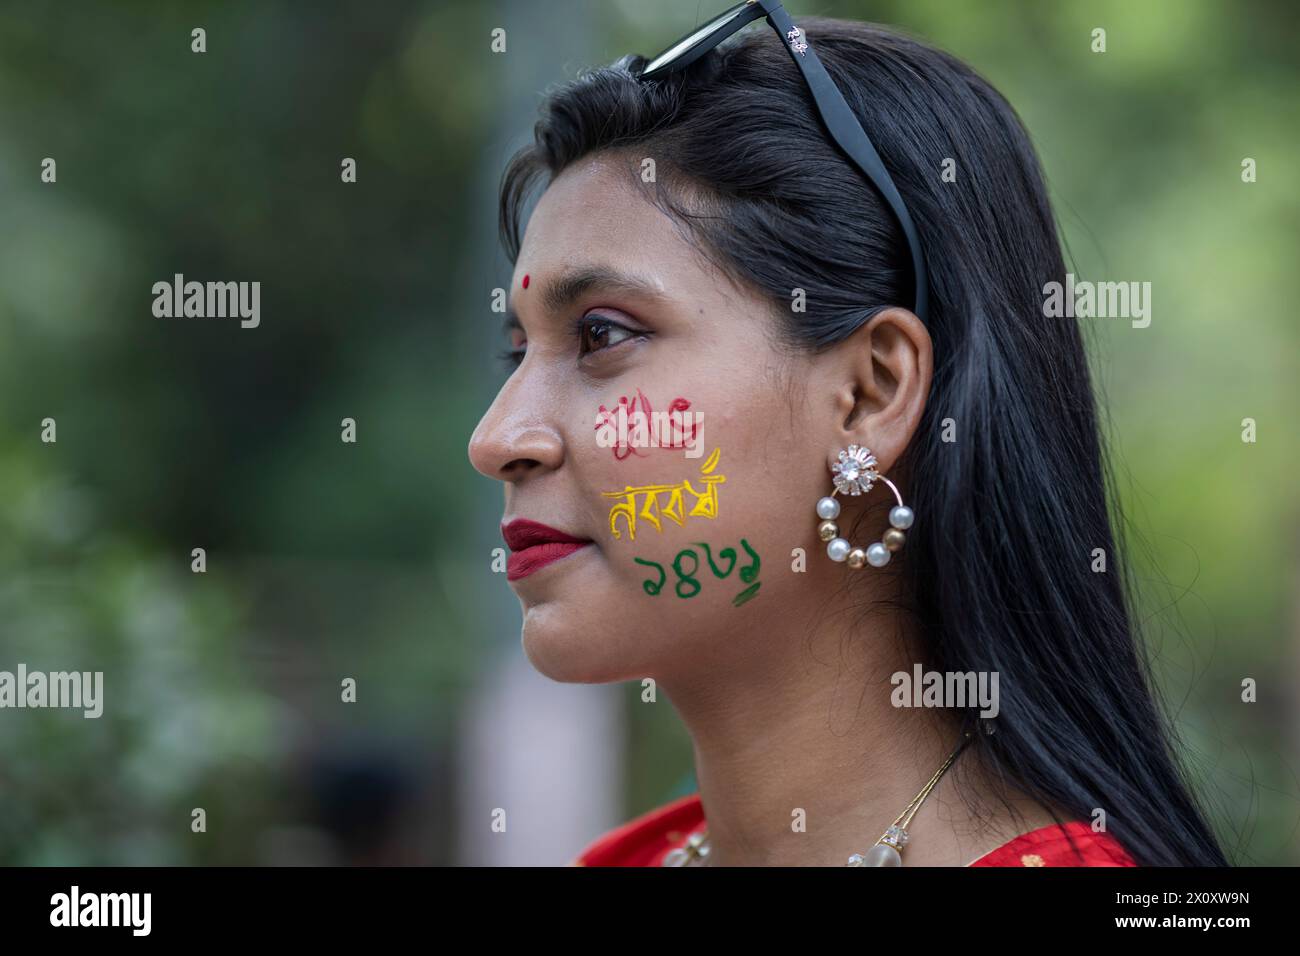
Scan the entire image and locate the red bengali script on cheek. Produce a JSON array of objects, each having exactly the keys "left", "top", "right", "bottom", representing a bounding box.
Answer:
[{"left": 595, "top": 389, "right": 699, "bottom": 460}]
